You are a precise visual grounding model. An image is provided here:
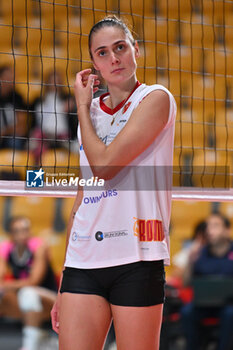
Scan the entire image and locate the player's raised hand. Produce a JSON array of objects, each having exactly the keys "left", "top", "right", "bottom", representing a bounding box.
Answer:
[{"left": 74, "top": 69, "right": 100, "bottom": 110}]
